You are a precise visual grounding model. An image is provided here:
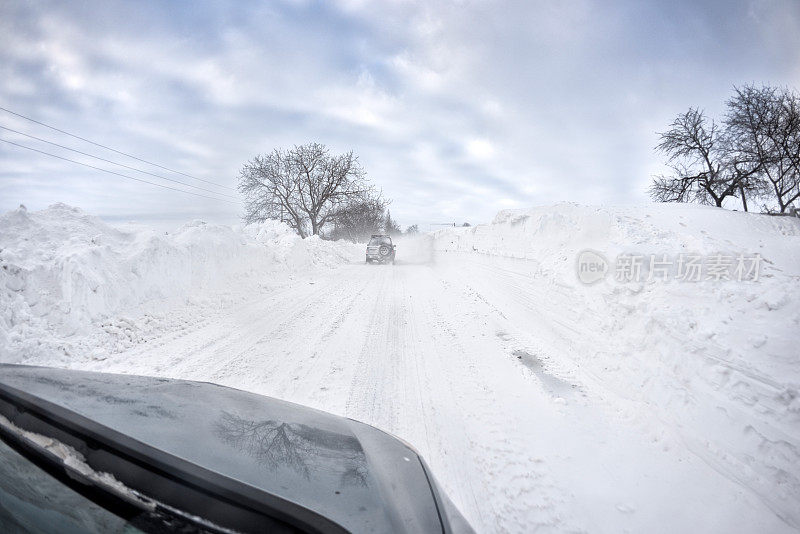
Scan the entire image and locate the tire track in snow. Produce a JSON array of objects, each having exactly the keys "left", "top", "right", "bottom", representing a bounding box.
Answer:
[
  {"left": 420, "top": 279, "right": 578, "bottom": 533},
  {"left": 344, "top": 263, "right": 578, "bottom": 533}
]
